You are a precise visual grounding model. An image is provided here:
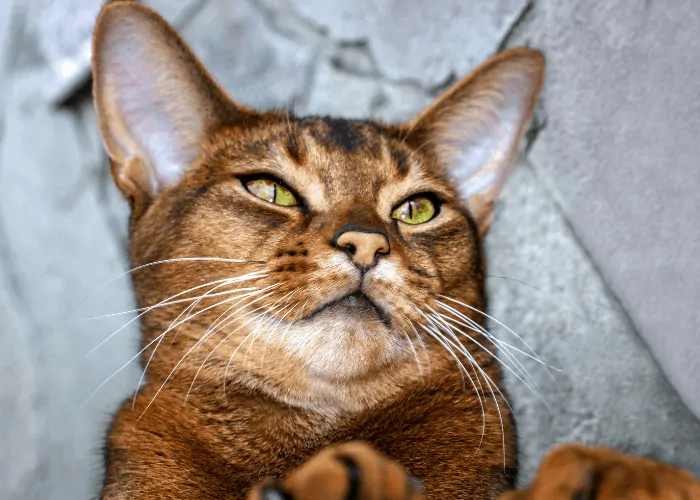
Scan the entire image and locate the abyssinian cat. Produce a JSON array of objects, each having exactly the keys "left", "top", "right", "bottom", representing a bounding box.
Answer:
[{"left": 91, "top": 2, "right": 700, "bottom": 499}]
